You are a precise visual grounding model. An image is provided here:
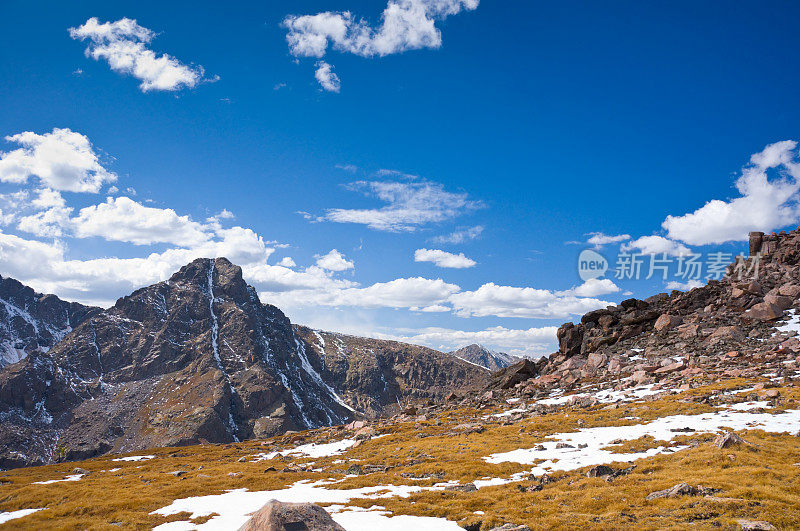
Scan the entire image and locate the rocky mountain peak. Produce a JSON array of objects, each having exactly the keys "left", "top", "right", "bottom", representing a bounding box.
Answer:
[{"left": 0, "top": 260, "right": 488, "bottom": 468}]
